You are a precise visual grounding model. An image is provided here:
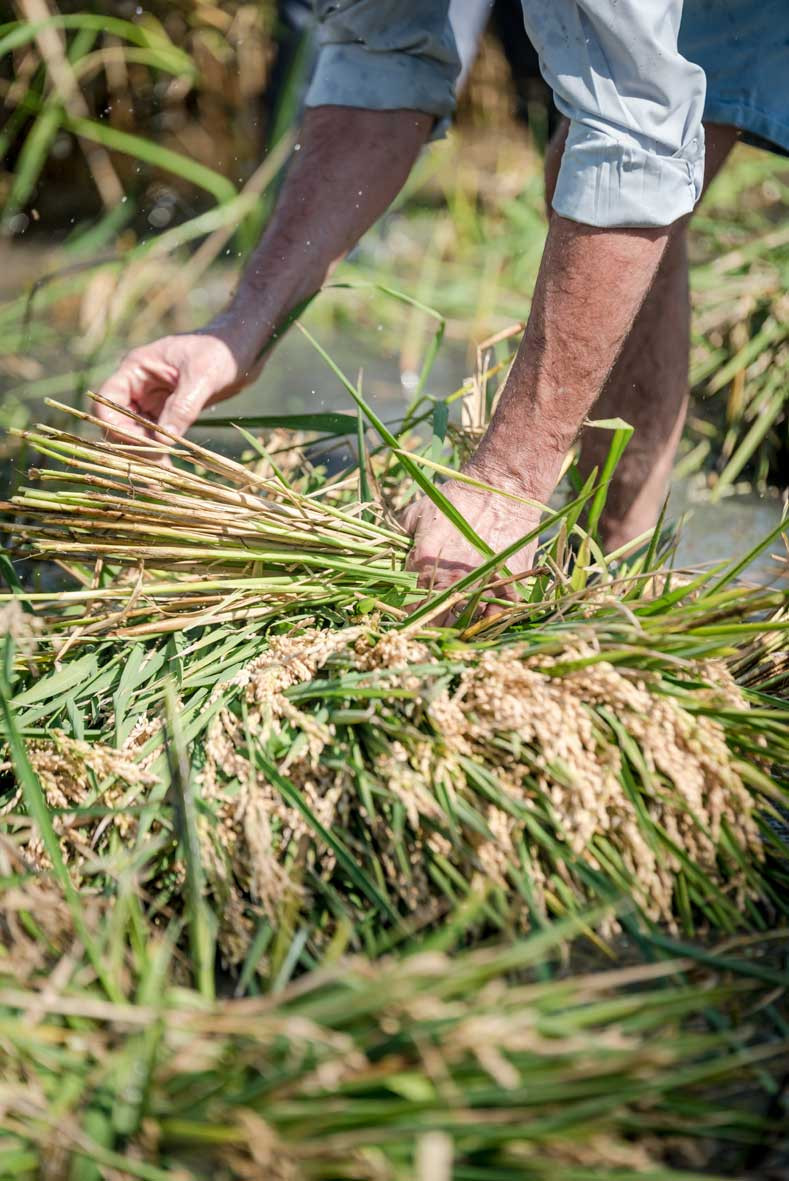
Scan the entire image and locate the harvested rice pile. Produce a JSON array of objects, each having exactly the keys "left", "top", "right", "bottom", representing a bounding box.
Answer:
[
  {"left": 2, "top": 890, "right": 787, "bottom": 1181},
  {"left": 9, "top": 619, "right": 783, "bottom": 970},
  {"left": 1, "top": 405, "right": 788, "bottom": 1178}
]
